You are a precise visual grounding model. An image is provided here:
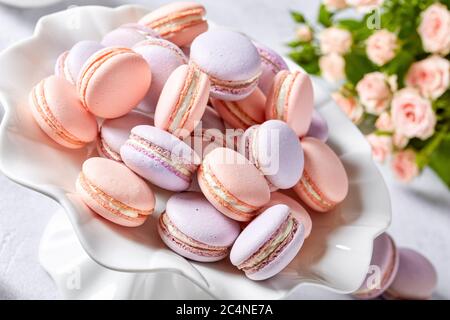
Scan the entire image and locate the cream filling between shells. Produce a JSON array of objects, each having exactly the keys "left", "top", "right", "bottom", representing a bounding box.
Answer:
[
  {"left": 153, "top": 14, "right": 204, "bottom": 35},
  {"left": 300, "top": 173, "right": 334, "bottom": 209},
  {"left": 276, "top": 73, "right": 295, "bottom": 120}
]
